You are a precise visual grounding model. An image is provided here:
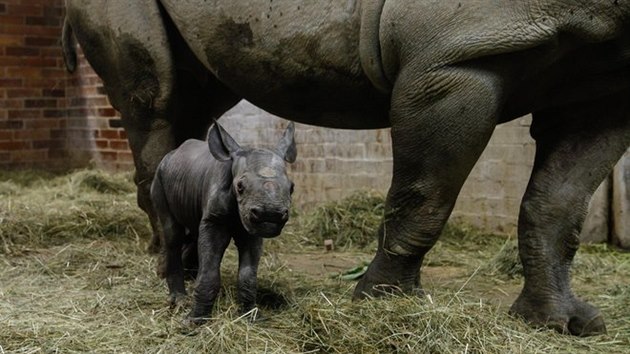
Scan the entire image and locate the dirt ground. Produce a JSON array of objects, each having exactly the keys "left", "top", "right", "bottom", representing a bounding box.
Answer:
[{"left": 280, "top": 250, "right": 520, "bottom": 310}]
